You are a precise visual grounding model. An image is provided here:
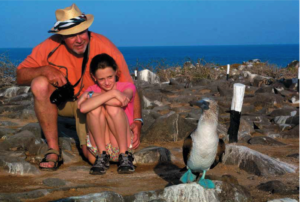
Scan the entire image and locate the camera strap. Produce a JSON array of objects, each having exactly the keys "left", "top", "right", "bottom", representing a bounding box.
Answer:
[{"left": 47, "top": 31, "right": 90, "bottom": 99}]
